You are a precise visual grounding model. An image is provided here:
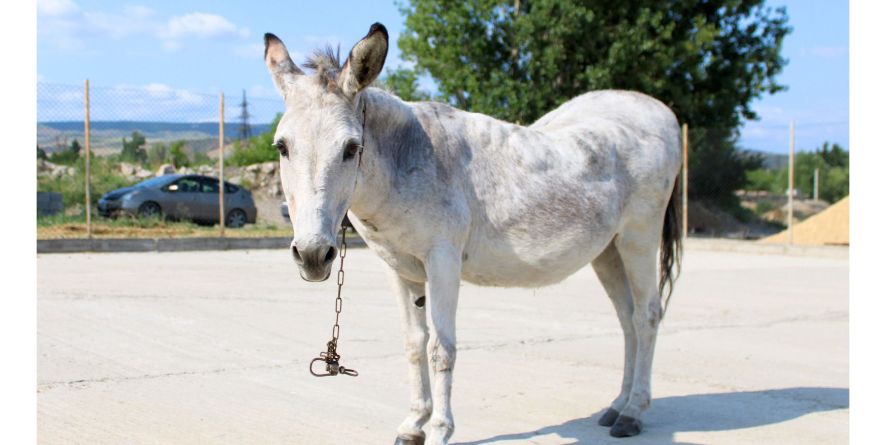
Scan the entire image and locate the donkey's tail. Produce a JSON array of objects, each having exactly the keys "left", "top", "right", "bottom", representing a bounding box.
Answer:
[{"left": 659, "top": 178, "right": 683, "bottom": 315}]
